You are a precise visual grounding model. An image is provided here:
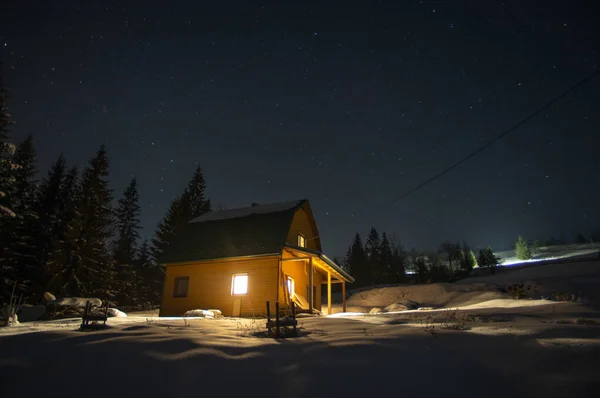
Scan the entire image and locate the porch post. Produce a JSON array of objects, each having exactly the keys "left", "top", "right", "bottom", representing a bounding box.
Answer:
[
  {"left": 308, "top": 257, "right": 314, "bottom": 314},
  {"left": 327, "top": 271, "right": 332, "bottom": 315},
  {"left": 342, "top": 280, "right": 346, "bottom": 313}
]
